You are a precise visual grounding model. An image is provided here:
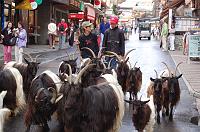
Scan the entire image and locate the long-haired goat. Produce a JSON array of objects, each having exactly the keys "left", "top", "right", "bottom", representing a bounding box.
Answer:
[
  {"left": 0, "top": 67, "right": 25, "bottom": 115},
  {"left": 4, "top": 53, "right": 40, "bottom": 99},
  {"left": 126, "top": 62, "right": 142, "bottom": 100},
  {"left": 161, "top": 62, "right": 182, "bottom": 121},
  {"left": 0, "top": 91, "right": 11, "bottom": 132},
  {"left": 125, "top": 95, "right": 155, "bottom": 132},
  {"left": 147, "top": 69, "right": 167, "bottom": 124},
  {"left": 24, "top": 70, "right": 62, "bottom": 132},
  {"left": 106, "top": 49, "right": 135, "bottom": 93},
  {"left": 57, "top": 63, "right": 124, "bottom": 132},
  {"left": 58, "top": 49, "right": 79, "bottom": 74}
]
